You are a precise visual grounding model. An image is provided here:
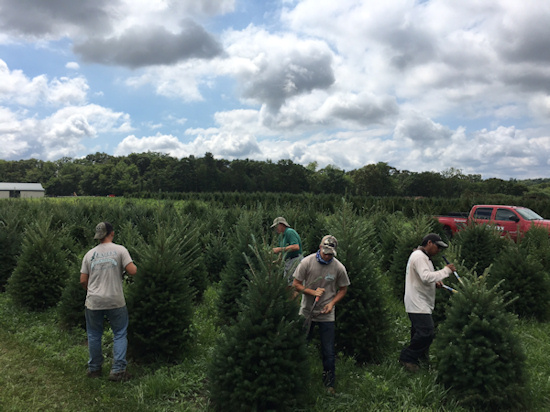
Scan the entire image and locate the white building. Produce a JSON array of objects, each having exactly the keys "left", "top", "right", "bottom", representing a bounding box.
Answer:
[{"left": 0, "top": 183, "right": 45, "bottom": 199}]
